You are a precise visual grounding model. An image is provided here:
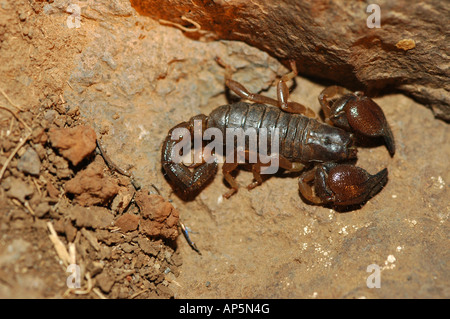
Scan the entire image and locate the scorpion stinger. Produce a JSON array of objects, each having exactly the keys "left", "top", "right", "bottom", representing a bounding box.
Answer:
[
  {"left": 161, "top": 115, "right": 218, "bottom": 199},
  {"left": 319, "top": 85, "right": 396, "bottom": 157}
]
